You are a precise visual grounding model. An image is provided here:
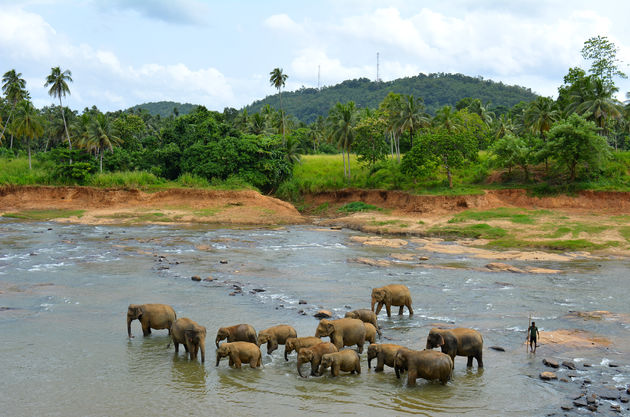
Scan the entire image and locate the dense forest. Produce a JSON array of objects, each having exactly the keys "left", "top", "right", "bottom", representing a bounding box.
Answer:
[
  {"left": 245, "top": 73, "right": 539, "bottom": 123},
  {"left": 1, "top": 36, "right": 629, "bottom": 196}
]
